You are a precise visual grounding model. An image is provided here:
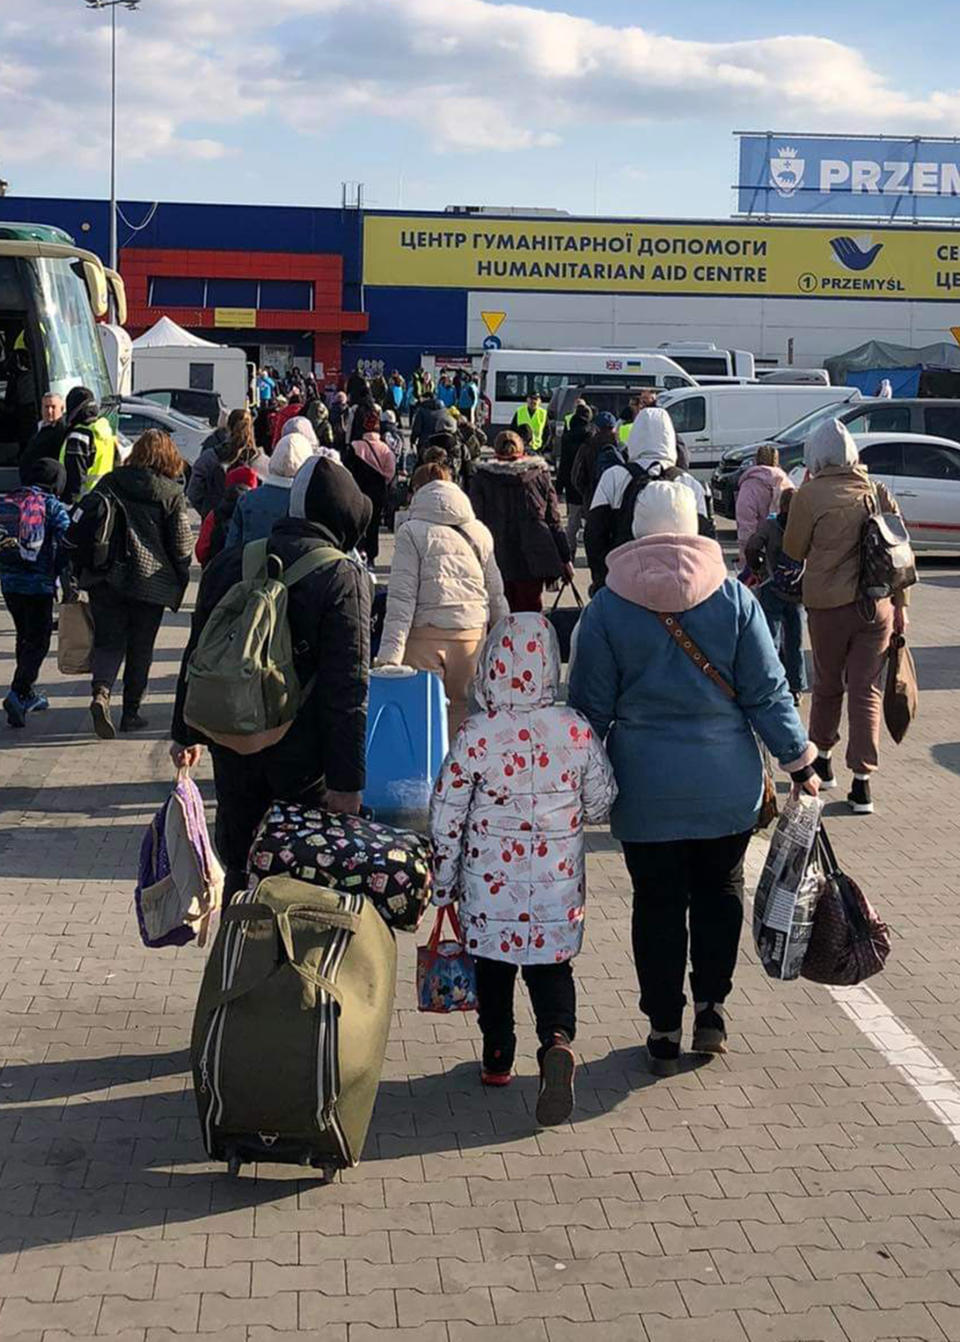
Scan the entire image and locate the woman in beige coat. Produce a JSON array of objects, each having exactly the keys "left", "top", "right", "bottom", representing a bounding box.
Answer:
[
  {"left": 783, "top": 418, "right": 908, "bottom": 816},
  {"left": 377, "top": 464, "right": 509, "bottom": 733}
]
